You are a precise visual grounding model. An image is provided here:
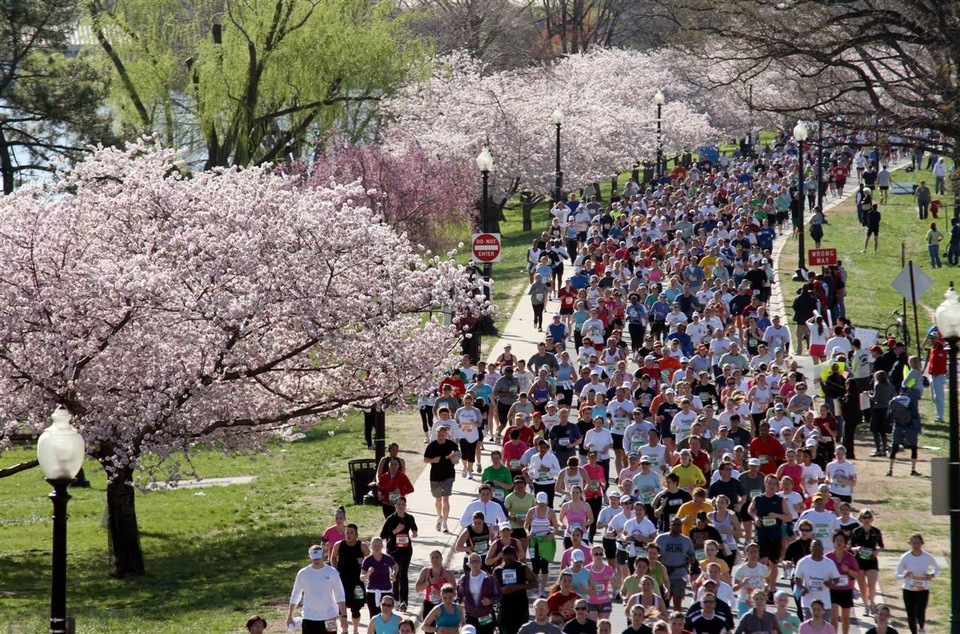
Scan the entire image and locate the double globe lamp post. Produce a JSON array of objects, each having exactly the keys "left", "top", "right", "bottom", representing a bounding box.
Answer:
[
  {"left": 476, "top": 147, "right": 494, "bottom": 306},
  {"left": 37, "top": 406, "right": 86, "bottom": 634}
]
